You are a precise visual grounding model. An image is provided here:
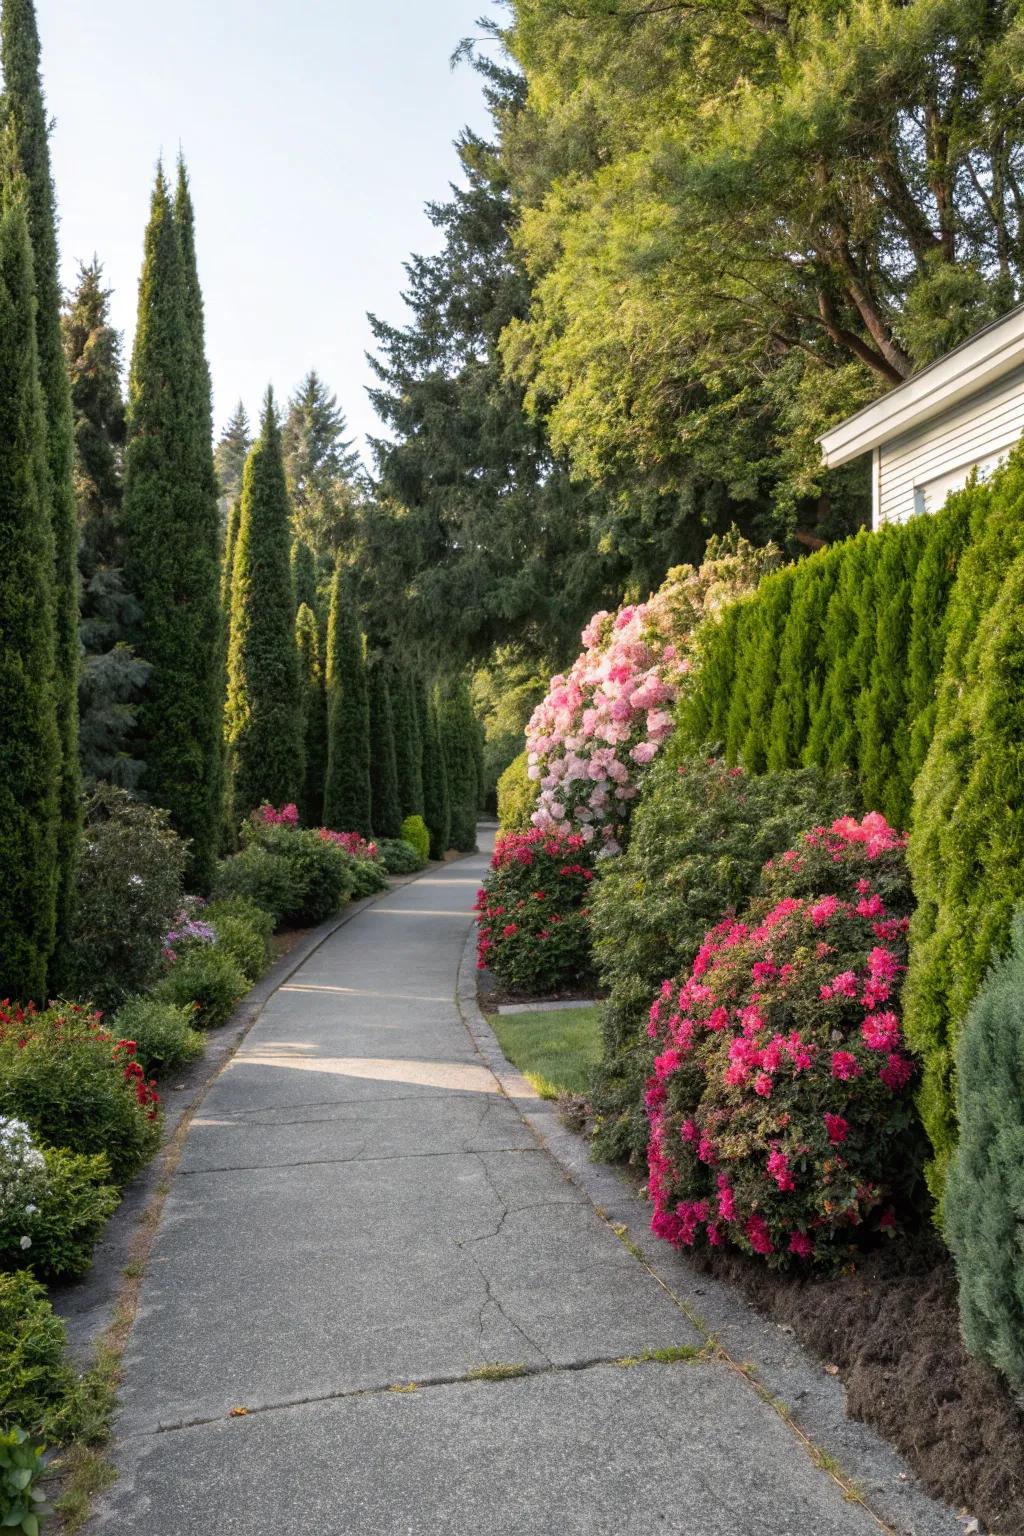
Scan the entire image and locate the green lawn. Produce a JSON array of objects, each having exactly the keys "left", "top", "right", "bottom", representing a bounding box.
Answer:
[{"left": 489, "top": 1004, "right": 603, "bottom": 1100}]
